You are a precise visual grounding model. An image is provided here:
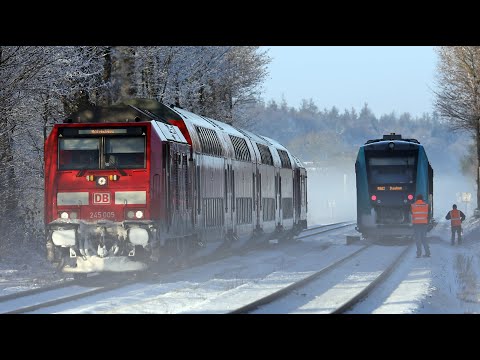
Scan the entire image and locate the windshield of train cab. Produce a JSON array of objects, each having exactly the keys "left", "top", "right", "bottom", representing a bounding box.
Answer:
[
  {"left": 366, "top": 151, "right": 417, "bottom": 184},
  {"left": 57, "top": 127, "right": 146, "bottom": 170}
]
